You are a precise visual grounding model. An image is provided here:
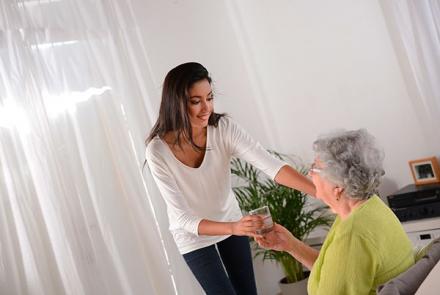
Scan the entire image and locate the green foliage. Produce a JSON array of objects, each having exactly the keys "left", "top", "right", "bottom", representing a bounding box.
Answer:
[{"left": 231, "top": 153, "right": 333, "bottom": 283}]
